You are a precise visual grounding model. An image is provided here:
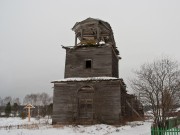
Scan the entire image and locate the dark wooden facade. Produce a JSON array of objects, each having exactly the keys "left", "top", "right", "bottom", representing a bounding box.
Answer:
[
  {"left": 52, "top": 79, "right": 126, "bottom": 124},
  {"left": 64, "top": 45, "right": 119, "bottom": 78},
  {"left": 52, "top": 18, "right": 143, "bottom": 125}
]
